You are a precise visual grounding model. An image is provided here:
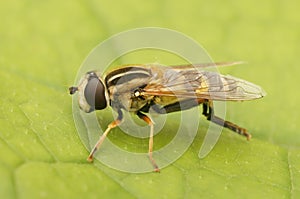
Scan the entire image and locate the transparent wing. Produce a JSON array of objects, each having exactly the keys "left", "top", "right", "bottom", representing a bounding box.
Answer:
[
  {"left": 143, "top": 65, "right": 266, "bottom": 101},
  {"left": 169, "top": 61, "right": 245, "bottom": 70}
]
